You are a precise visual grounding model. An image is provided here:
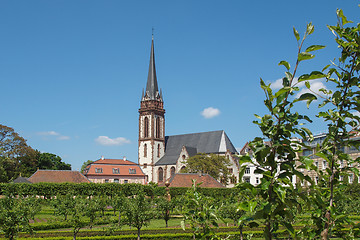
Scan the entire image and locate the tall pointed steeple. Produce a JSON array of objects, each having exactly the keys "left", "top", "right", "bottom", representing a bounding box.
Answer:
[
  {"left": 144, "top": 36, "right": 161, "bottom": 101},
  {"left": 139, "top": 34, "right": 166, "bottom": 184}
]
